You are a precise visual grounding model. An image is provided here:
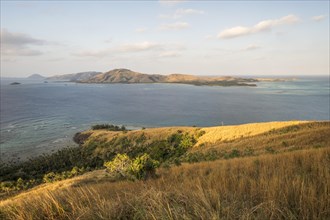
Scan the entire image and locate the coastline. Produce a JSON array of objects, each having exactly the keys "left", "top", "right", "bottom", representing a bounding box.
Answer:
[{"left": 1, "top": 120, "right": 320, "bottom": 164}]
